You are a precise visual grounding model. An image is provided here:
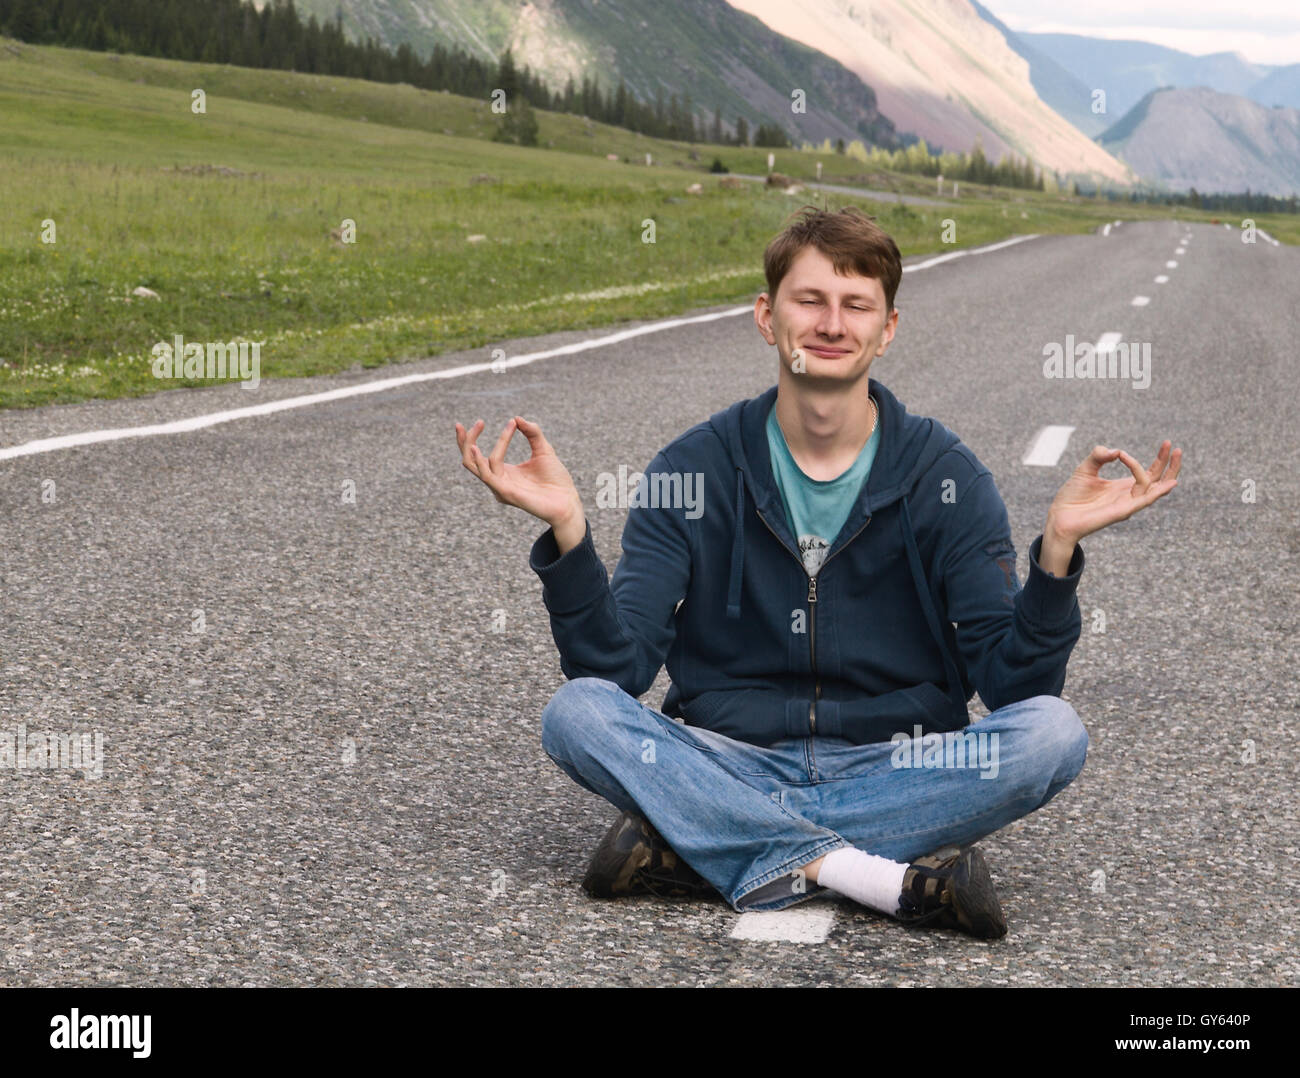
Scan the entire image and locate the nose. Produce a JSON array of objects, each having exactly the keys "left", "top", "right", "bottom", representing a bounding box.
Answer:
[{"left": 816, "top": 303, "right": 845, "bottom": 339}]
